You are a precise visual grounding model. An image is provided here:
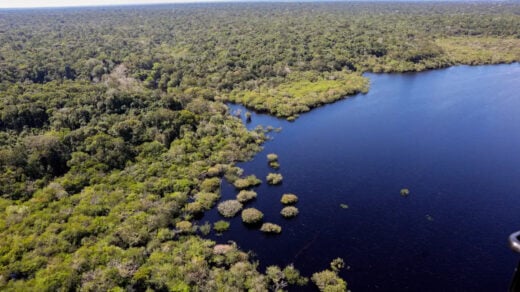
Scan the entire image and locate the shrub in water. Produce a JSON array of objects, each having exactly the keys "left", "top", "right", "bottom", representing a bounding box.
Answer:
[
  {"left": 311, "top": 270, "right": 347, "bottom": 292},
  {"left": 260, "top": 223, "right": 282, "bottom": 234},
  {"left": 280, "top": 193, "right": 298, "bottom": 205},
  {"left": 400, "top": 188, "right": 410, "bottom": 197},
  {"left": 267, "top": 153, "right": 278, "bottom": 162},
  {"left": 280, "top": 206, "right": 299, "bottom": 218},
  {"left": 233, "top": 175, "right": 261, "bottom": 189},
  {"left": 241, "top": 208, "right": 264, "bottom": 224},
  {"left": 266, "top": 173, "right": 283, "bottom": 185},
  {"left": 217, "top": 200, "right": 243, "bottom": 218},
  {"left": 236, "top": 190, "right": 257, "bottom": 203},
  {"left": 213, "top": 220, "right": 230, "bottom": 233},
  {"left": 269, "top": 161, "right": 280, "bottom": 169},
  {"left": 199, "top": 221, "right": 211, "bottom": 236}
]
